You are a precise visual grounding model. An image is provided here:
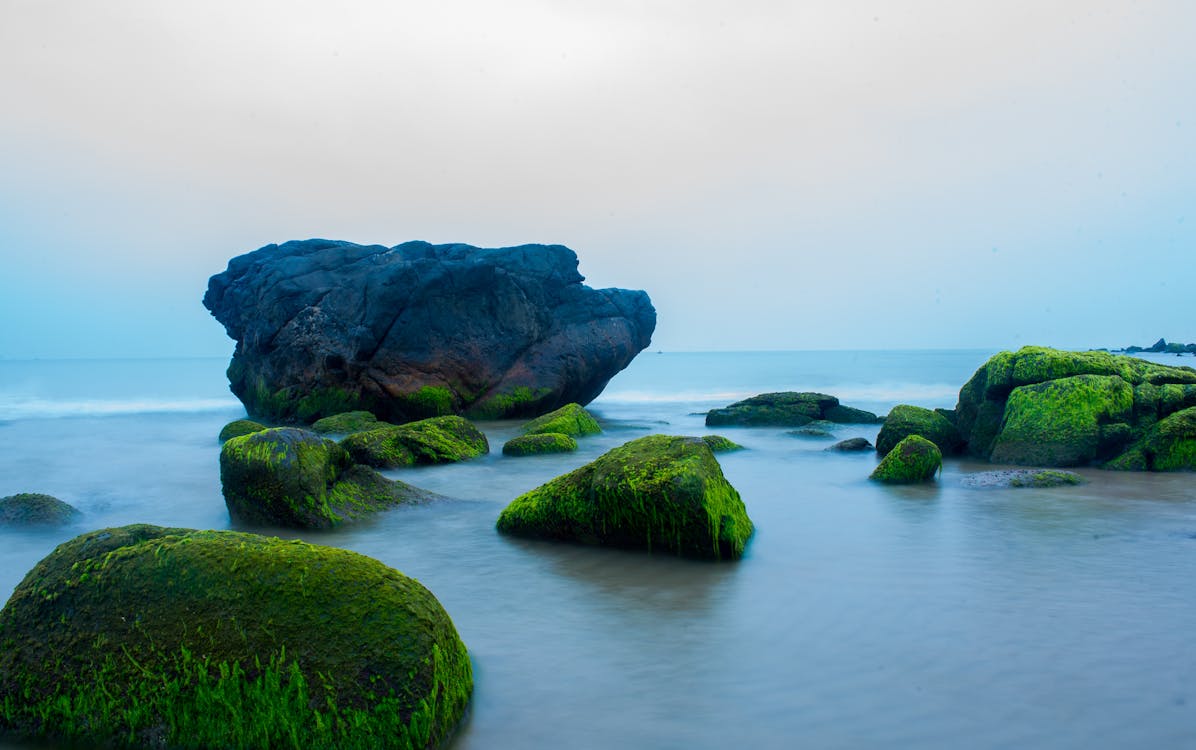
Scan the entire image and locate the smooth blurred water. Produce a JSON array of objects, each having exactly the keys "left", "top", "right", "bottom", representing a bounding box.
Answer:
[{"left": 0, "top": 351, "right": 1194, "bottom": 749}]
